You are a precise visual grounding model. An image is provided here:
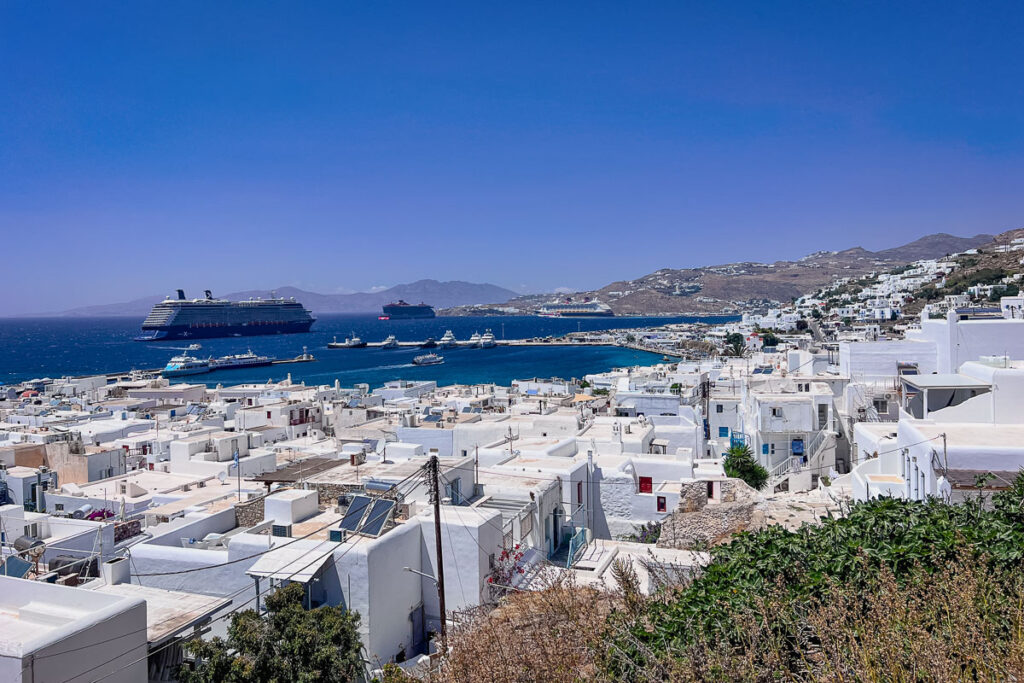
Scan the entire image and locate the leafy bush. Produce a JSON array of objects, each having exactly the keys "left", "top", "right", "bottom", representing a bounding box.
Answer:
[
  {"left": 722, "top": 444, "right": 768, "bottom": 490},
  {"left": 179, "top": 583, "right": 363, "bottom": 683}
]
